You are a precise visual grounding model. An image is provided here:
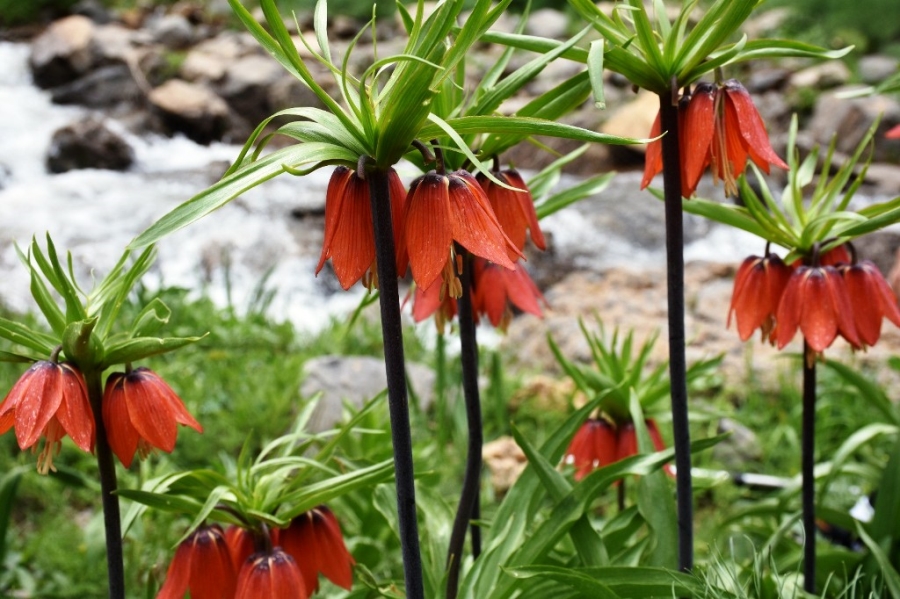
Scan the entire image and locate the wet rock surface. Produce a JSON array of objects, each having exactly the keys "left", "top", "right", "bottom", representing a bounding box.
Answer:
[{"left": 46, "top": 117, "right": 134, "bottom": 172}]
